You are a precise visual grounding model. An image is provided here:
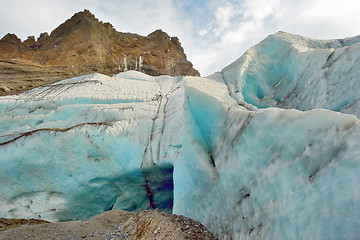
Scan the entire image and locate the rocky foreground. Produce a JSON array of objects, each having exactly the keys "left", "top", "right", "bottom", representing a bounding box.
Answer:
[
  {"left": 0, "top": 209, "right": 216, "bottom": 240},
  {"left": 0, "top": 10, "right": 199, "bottom": 96}
]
